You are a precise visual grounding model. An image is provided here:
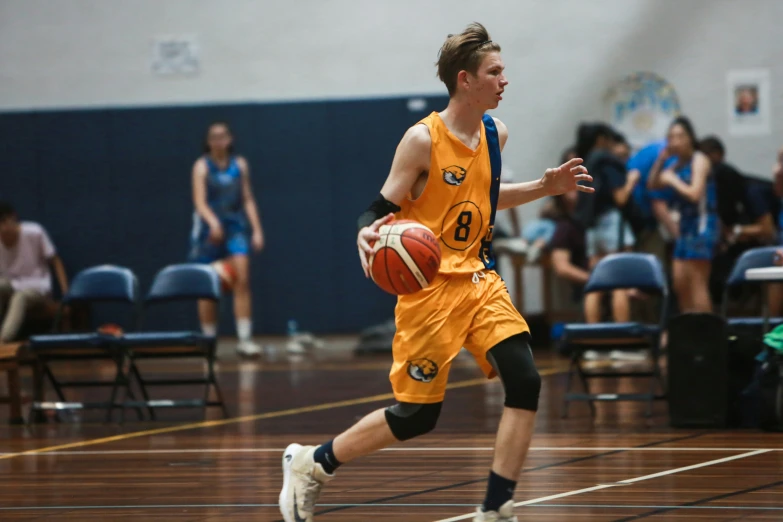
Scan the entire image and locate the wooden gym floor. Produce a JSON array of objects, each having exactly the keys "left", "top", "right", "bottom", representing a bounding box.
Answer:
[{"left": 1, "top": 336, "right": 781, "bottom": 521}]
